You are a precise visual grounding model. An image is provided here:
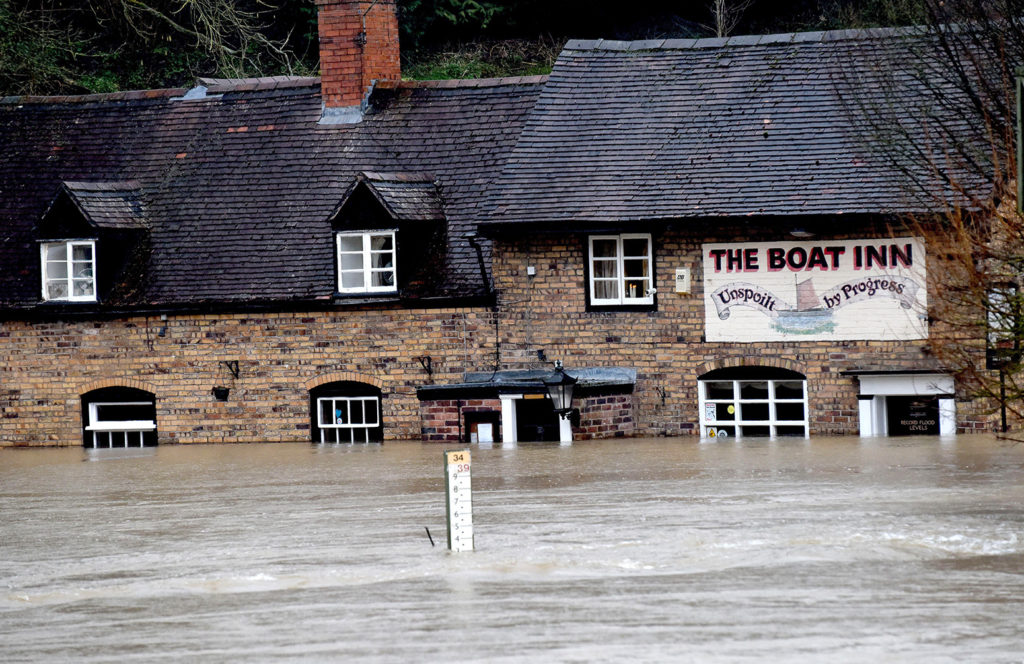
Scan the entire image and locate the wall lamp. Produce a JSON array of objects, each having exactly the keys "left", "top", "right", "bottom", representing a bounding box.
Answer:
[{"left": 543, "top": 359, "right": 577, "bottom": 416}]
